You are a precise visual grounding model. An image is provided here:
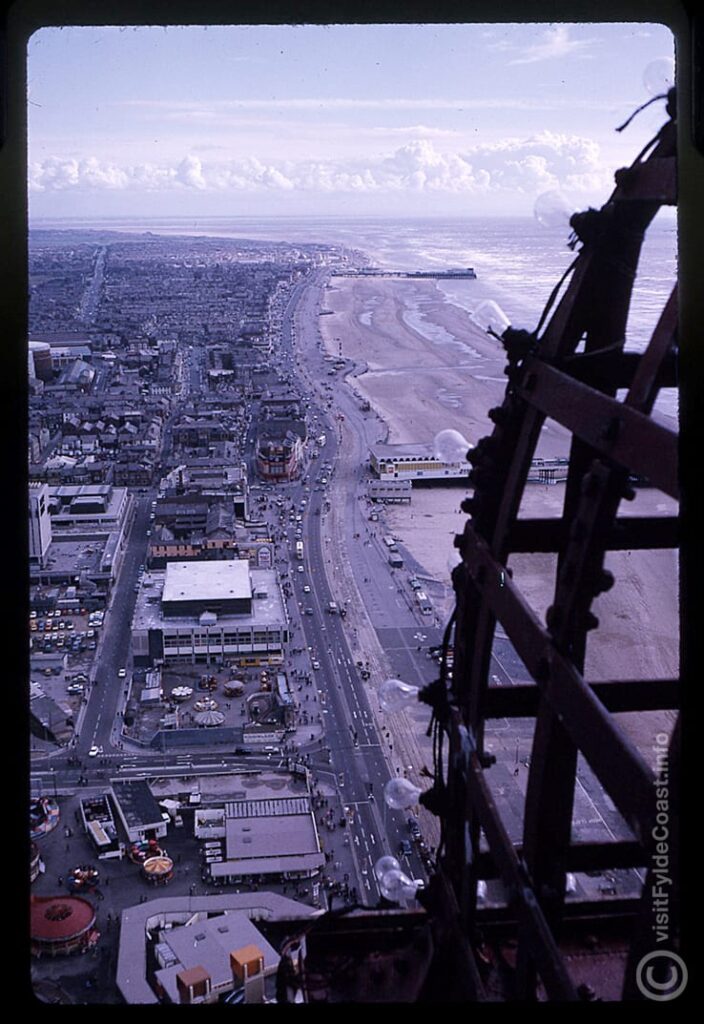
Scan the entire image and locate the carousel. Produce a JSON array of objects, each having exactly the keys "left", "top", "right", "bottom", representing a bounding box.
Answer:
[
  {"left": 67, "top": 864, "right": 100, "bottom": 893},
  {"left": 170, "top": 686, "right": 193, "bottom": 703},
  {"left": 193, "top": 696, "right": 219, "bottom": 713},
  {"left": 30, "top": 796, "right": 60, "bottom": 840},
  {"left": 142, "top": 854, "right": 175, "bottom": 886},
  {"left": 194, "top": 709, "right": 226, "bottom": 727},
  {"left": 31, "top": 895, "right": 99, "bottom": 958}
]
